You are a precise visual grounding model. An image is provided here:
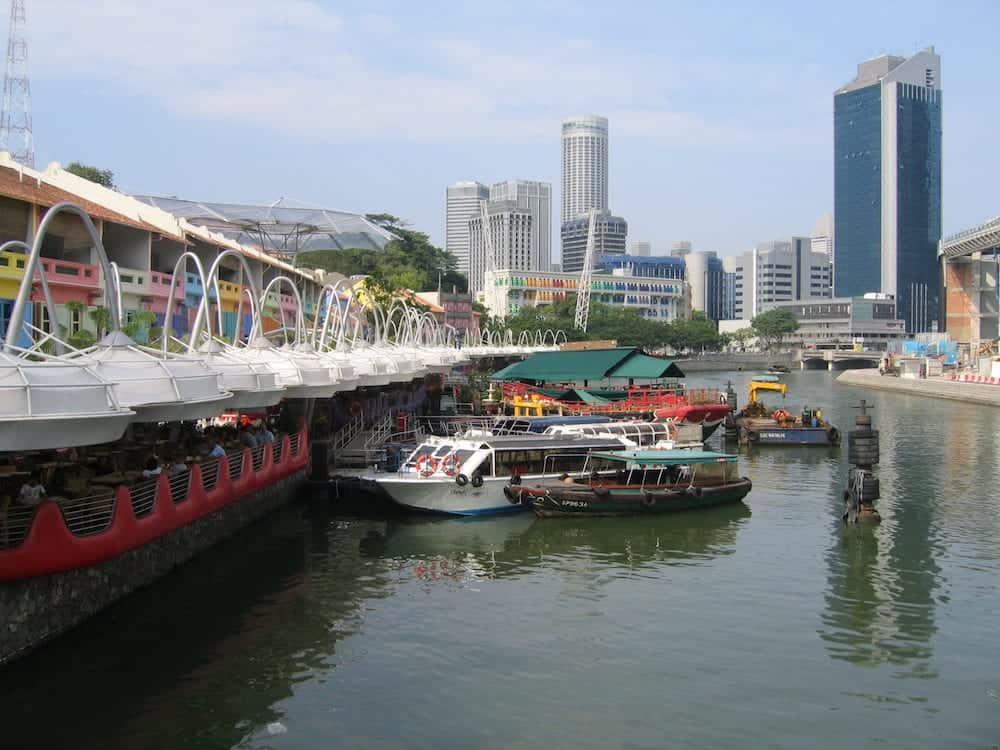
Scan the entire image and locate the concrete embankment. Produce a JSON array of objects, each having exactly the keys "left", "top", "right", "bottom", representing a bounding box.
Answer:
[
  {"left": 837, "top": 369, "right": 1000, "bottom": 407},
  {"left": 675, "top": 353, "right": 796, "bottom": 372}
]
